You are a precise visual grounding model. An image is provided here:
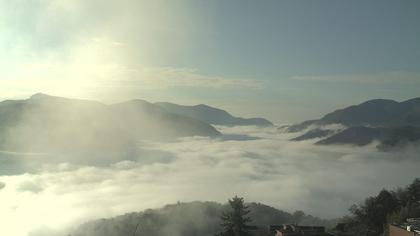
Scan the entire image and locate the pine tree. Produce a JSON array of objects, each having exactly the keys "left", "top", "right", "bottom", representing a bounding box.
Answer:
[{"left": 216, "top": 196, "right": 252, "bottom": 236}]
